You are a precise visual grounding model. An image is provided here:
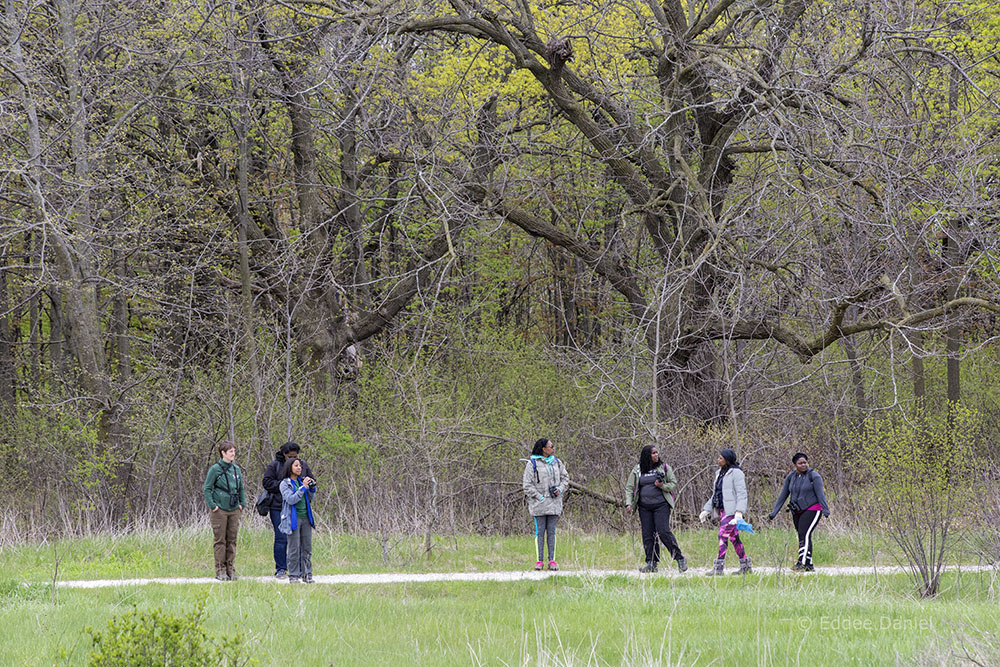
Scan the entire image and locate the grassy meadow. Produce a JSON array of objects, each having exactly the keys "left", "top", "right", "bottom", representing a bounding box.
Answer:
[{"left": 1, "top": 527, "right": 998, "bottom": 665}]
